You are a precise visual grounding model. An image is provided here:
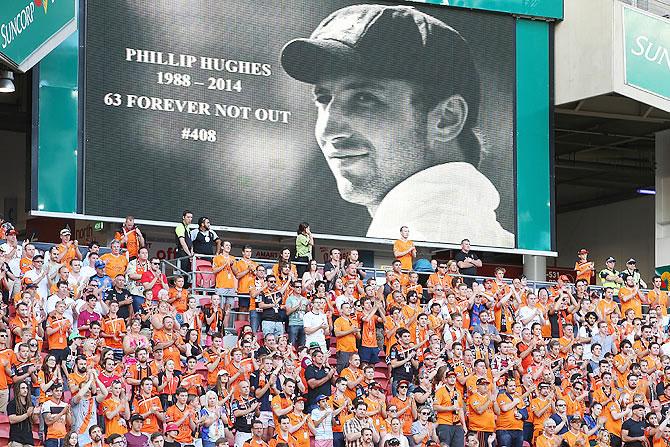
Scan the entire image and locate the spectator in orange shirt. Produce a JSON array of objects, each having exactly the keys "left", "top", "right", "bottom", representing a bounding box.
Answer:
[
  {"left": 114, "top": 215, "right": 145, "bottom": 260},
  {"left": 574, "top": 249, "right": 594, "bottom": 284},
  {"left": 393, "top": 226, "right": 416, "bottom": 272},
  {"left": 233, "top": 245, "right": 258, "bottom": 314},
  {"left": 101, "top": 240, "right": 129, "bottom": 281},
  {"left": 334, "top": 302, "right": 360, "bottom": 373},
  {"left": 166, "top": 388, "right": 197, "bottom": 444},
  {"left": 55, "top": 227, "right": 82, "bottom": 270}
]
